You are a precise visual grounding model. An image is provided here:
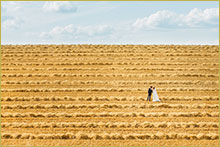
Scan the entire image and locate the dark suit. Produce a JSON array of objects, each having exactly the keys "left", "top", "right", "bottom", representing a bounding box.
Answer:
[{"left": 147, "top": 88, "right": 153, "bottom": 101}]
